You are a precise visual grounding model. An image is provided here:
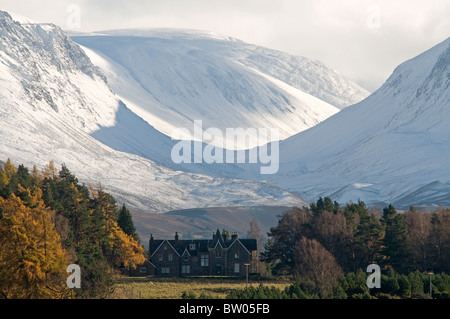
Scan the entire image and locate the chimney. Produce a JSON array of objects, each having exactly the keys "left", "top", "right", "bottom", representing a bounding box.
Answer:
[
  {"left": 149, "top": 234, "right": 154, "bottom": 255},
  {"left": 232, "top": 232, "right": 238, "bottom": 240},
  {"left": 175, "top": 232, "right": 179, "bottom": 241}
]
